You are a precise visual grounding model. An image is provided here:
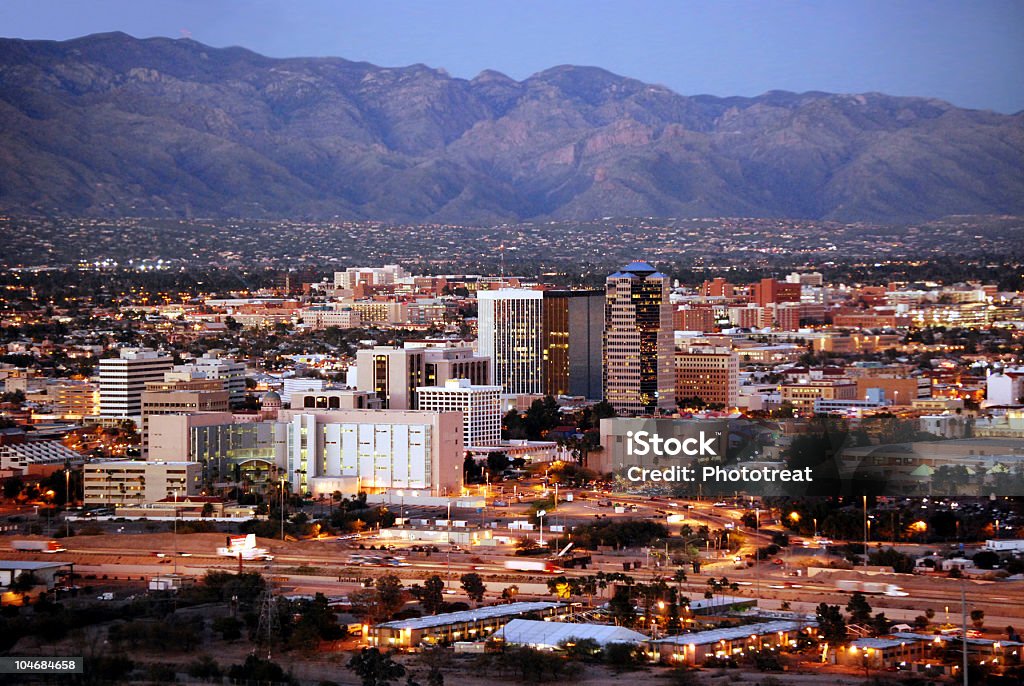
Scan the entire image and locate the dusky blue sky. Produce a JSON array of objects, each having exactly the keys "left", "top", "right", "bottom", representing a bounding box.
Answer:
[{"left": 2, "top": 1, "right": 1022, "bottom": 113}]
